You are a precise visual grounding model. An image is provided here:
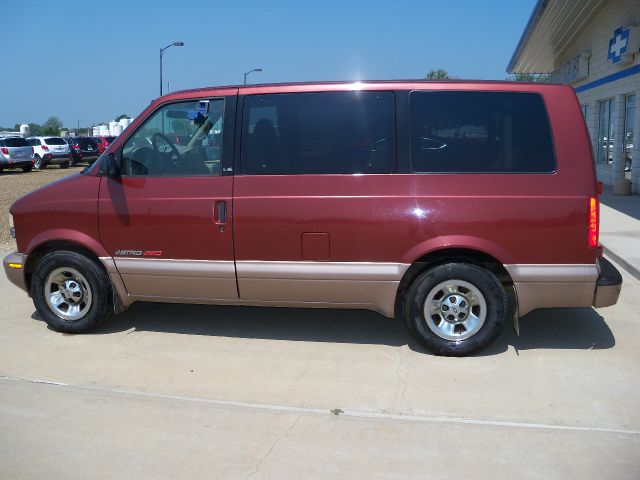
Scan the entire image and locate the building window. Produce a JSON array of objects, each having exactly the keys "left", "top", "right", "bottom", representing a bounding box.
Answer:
[
  {"left": 598, "top": 99, "right": 614, "bottom": 165},
  {"left": 624, "top": 94, "right": 635, "bottom": 175}
]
